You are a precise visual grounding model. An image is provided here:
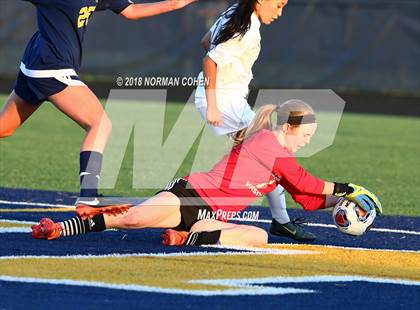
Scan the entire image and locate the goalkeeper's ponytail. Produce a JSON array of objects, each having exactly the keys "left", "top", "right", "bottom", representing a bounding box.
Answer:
[
  {"left": 234, "top": 100, "right": 315, "bottom": 146},
  {"left": 234, "top": 104, "right": 277, "bottom": 146}
]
